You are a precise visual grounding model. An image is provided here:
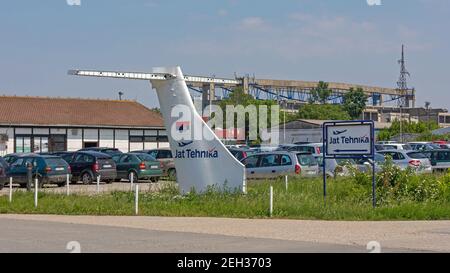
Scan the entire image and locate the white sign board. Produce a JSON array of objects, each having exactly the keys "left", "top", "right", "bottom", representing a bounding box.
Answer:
[{"left": 325, "top": 123, "right": 373, "bottom": 156}]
